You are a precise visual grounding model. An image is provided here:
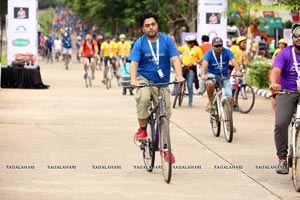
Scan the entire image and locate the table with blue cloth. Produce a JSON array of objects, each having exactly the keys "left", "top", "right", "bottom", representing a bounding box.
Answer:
[{"left": 1, "top": 65, "right": 49, "bottom": 89}]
